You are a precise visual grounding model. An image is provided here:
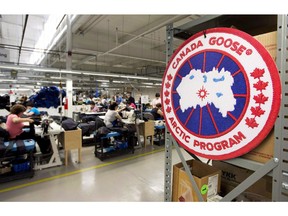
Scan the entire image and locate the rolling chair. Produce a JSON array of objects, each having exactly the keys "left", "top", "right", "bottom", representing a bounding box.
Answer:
[{"left": 143, "top": 112, "right": 154, "bottom": 121}]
